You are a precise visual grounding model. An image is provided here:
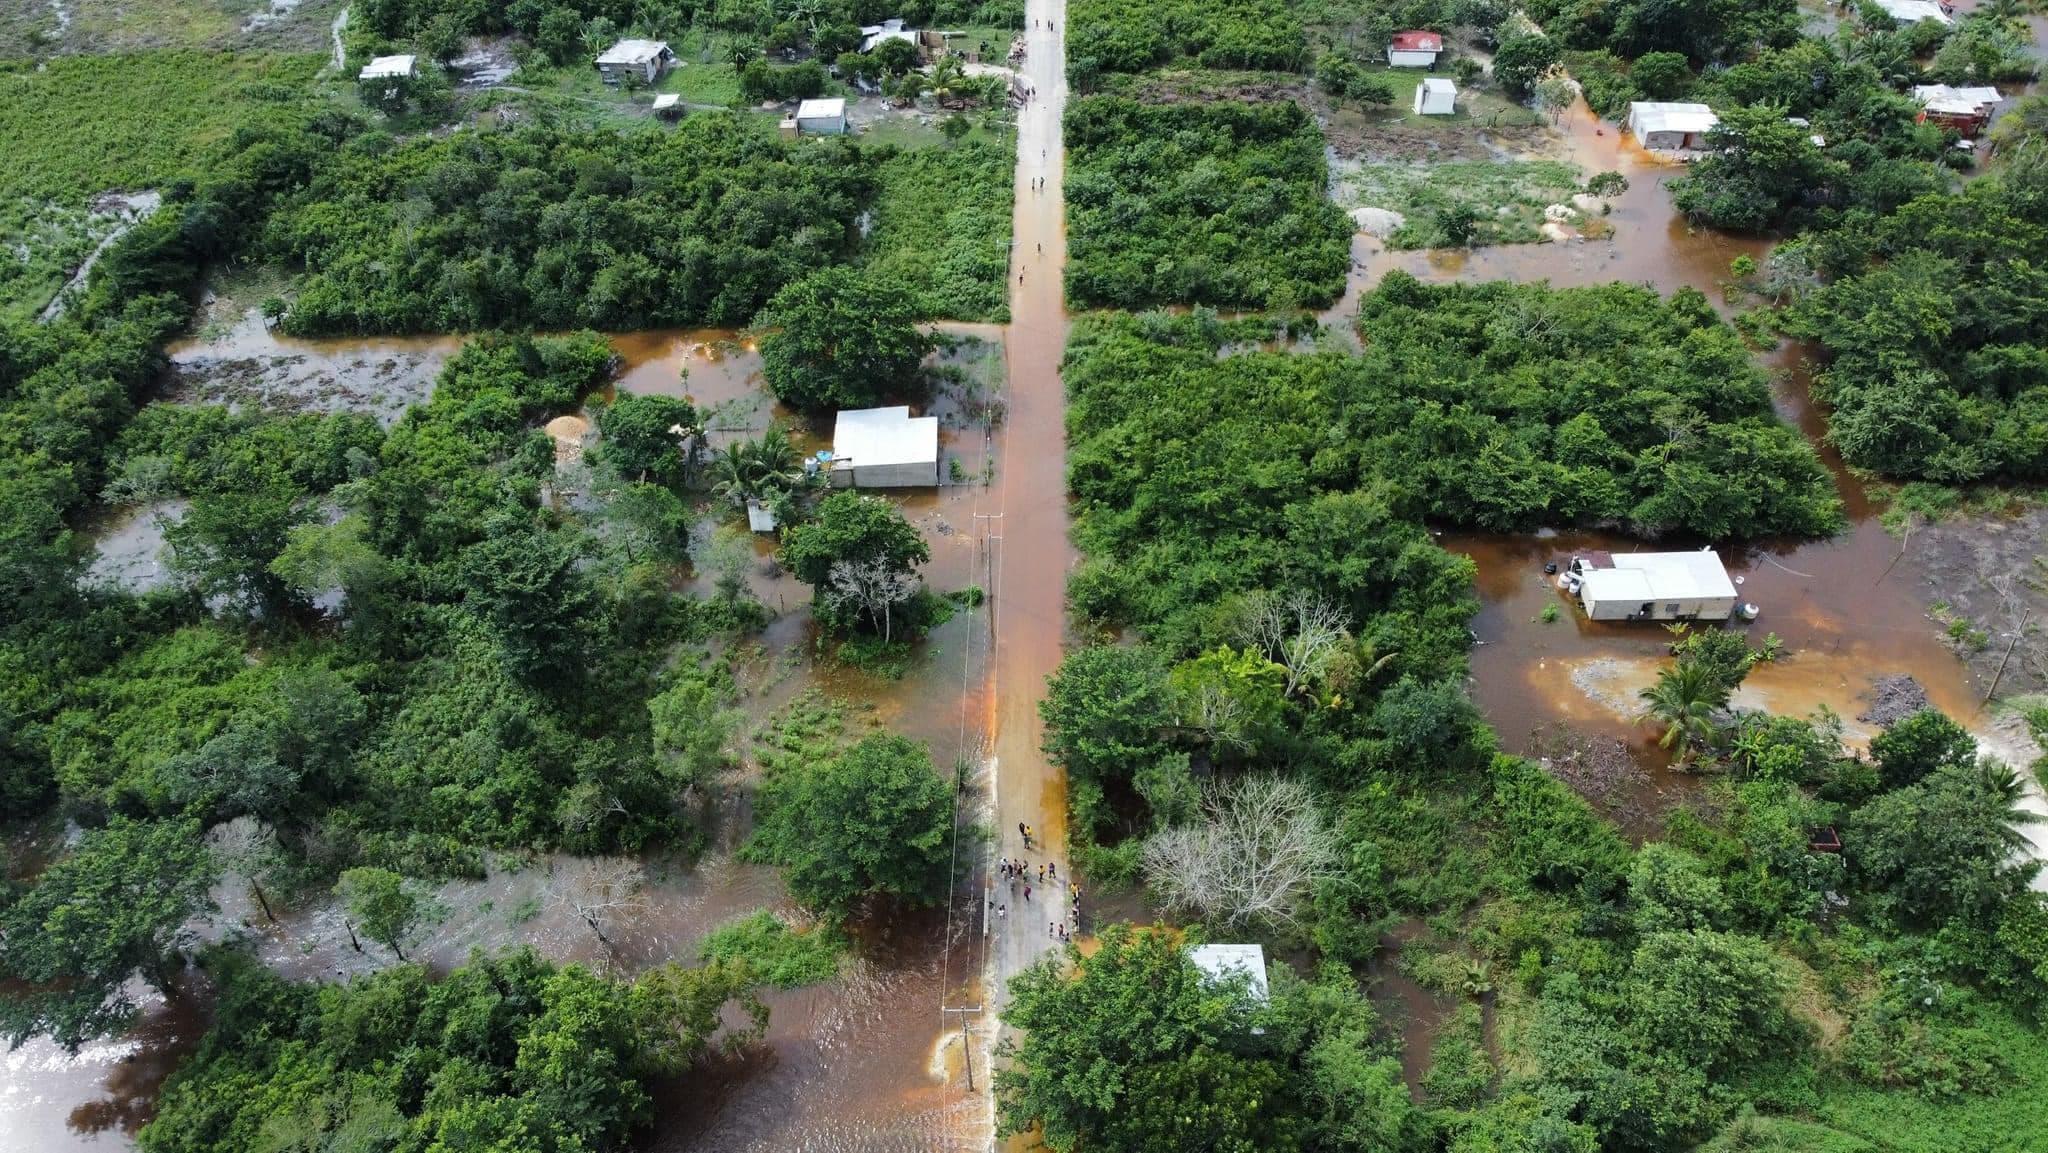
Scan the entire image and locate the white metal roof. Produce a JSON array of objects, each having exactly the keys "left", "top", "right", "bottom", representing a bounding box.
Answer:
[
  {"left": 651, "top": 93, "right": 680, "bottom": 109},
  {"left": 359, "top": 54, "right": 416, "bottom": 80},
  {"left": 1629, "top": 101, "right": 1719, "bottom": 139},
  {"left": 1190, "top": 944, "right": 1270, "bottom": 1004},
  {"left": 796, "top": 97, "right": 847, "bottom": 120},
  {"left": 832, "top": 406, "right": 937, "bottom": 469},
  {"left": 1914, "top": 84, "right": 2001, "bottom": 115},
  {"left": 1873, "top": 0, "right": 1952, "bottom": 24},
  {"left": 1420, "top": 78, "right": 1456, "bottom": 95},
  {"left": 1583, "top": 550, "right": 1736, "bottom": 604},
  {"left": 596, "top": 38, "right": 670, "bottom": 65}
]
